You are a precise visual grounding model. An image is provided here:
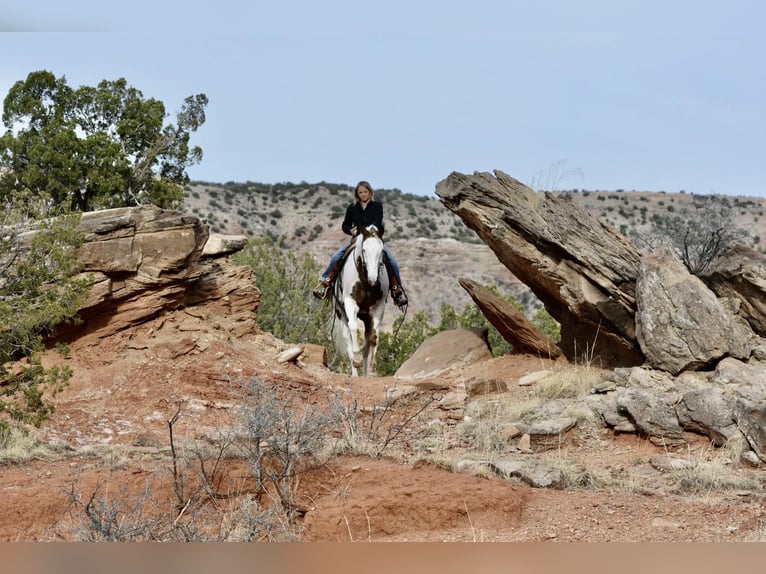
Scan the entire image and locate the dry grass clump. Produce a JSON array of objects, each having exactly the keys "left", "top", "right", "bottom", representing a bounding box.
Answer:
[
  {"left": 669, "top": 437, "right": 762, "bottom": 496},
  {"left": 0, "top": 425, "right": 71, "bottom": 464},
  {"left": 534, "top": 364, "right": 611, "bottom": 400}
]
